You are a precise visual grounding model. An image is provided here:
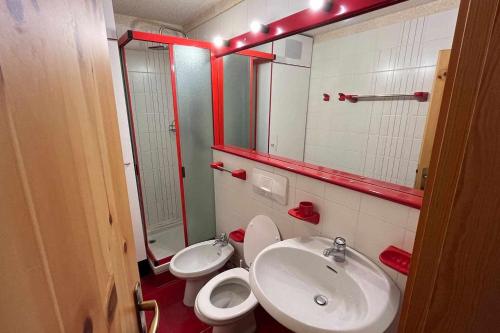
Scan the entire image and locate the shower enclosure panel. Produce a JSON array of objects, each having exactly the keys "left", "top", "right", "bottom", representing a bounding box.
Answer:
[
  {"left": 119, "top": 31, "right": 217, "bottom": 269},
  {"left": 125, "top": 47, "right": 182, "bottom": 232}
]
